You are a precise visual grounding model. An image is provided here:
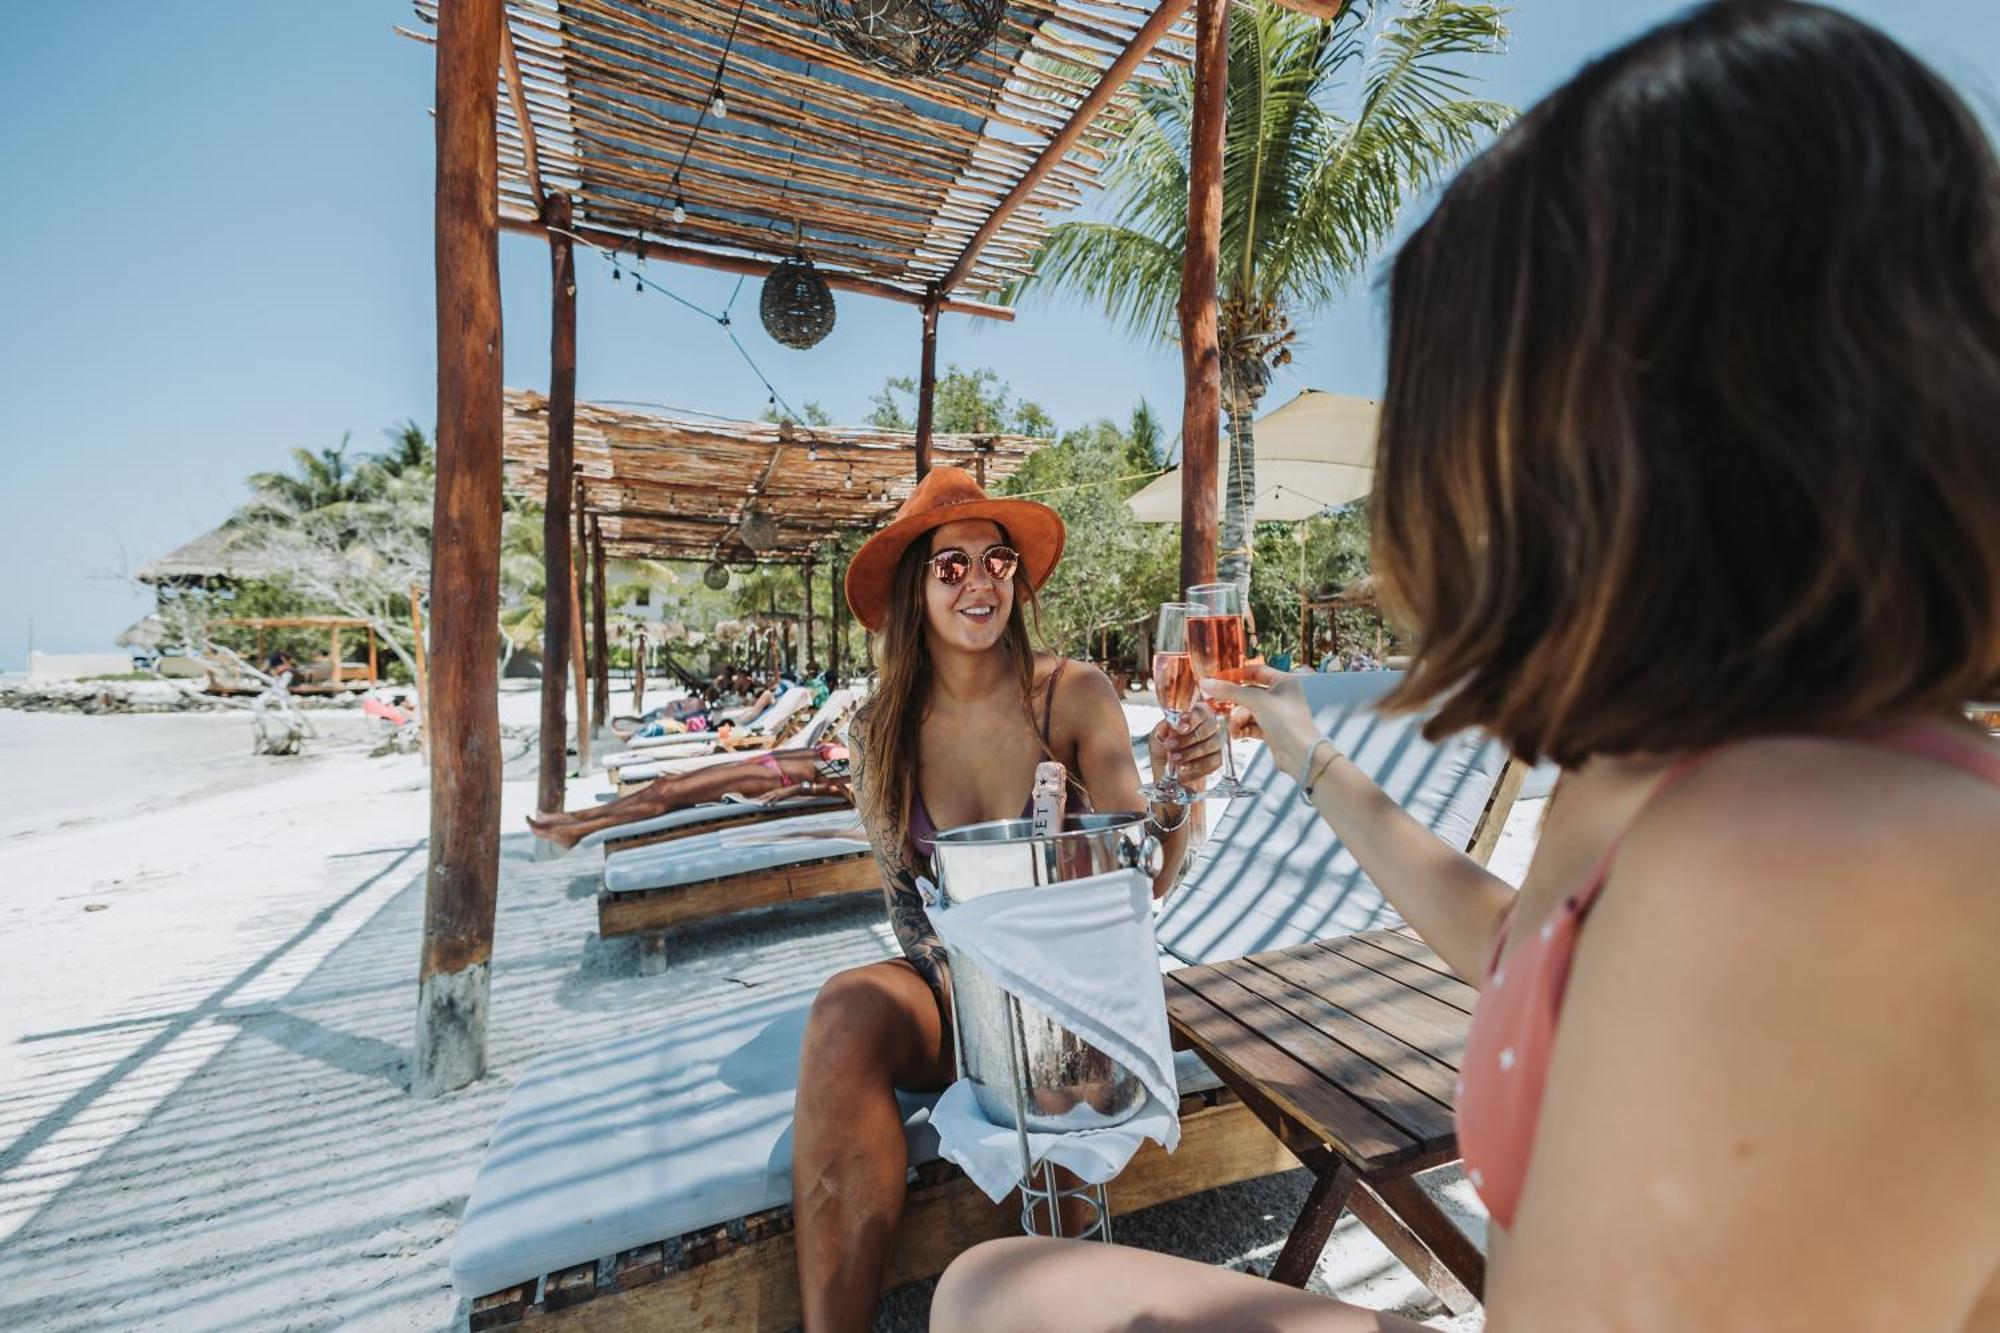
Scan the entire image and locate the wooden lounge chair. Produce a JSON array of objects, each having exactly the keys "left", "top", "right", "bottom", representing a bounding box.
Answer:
[
  {"left": 597, "top": 808, "right": 879, "bottom": 972},
  {"left": 454, "top": 673, "right": 1524, "bottom": 1329},
  {"left": 607, "top": 687, "right": 862, "bottom": 793},
  {"left": 608, "top": 686, "right": 815, "bottom": 767}
]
